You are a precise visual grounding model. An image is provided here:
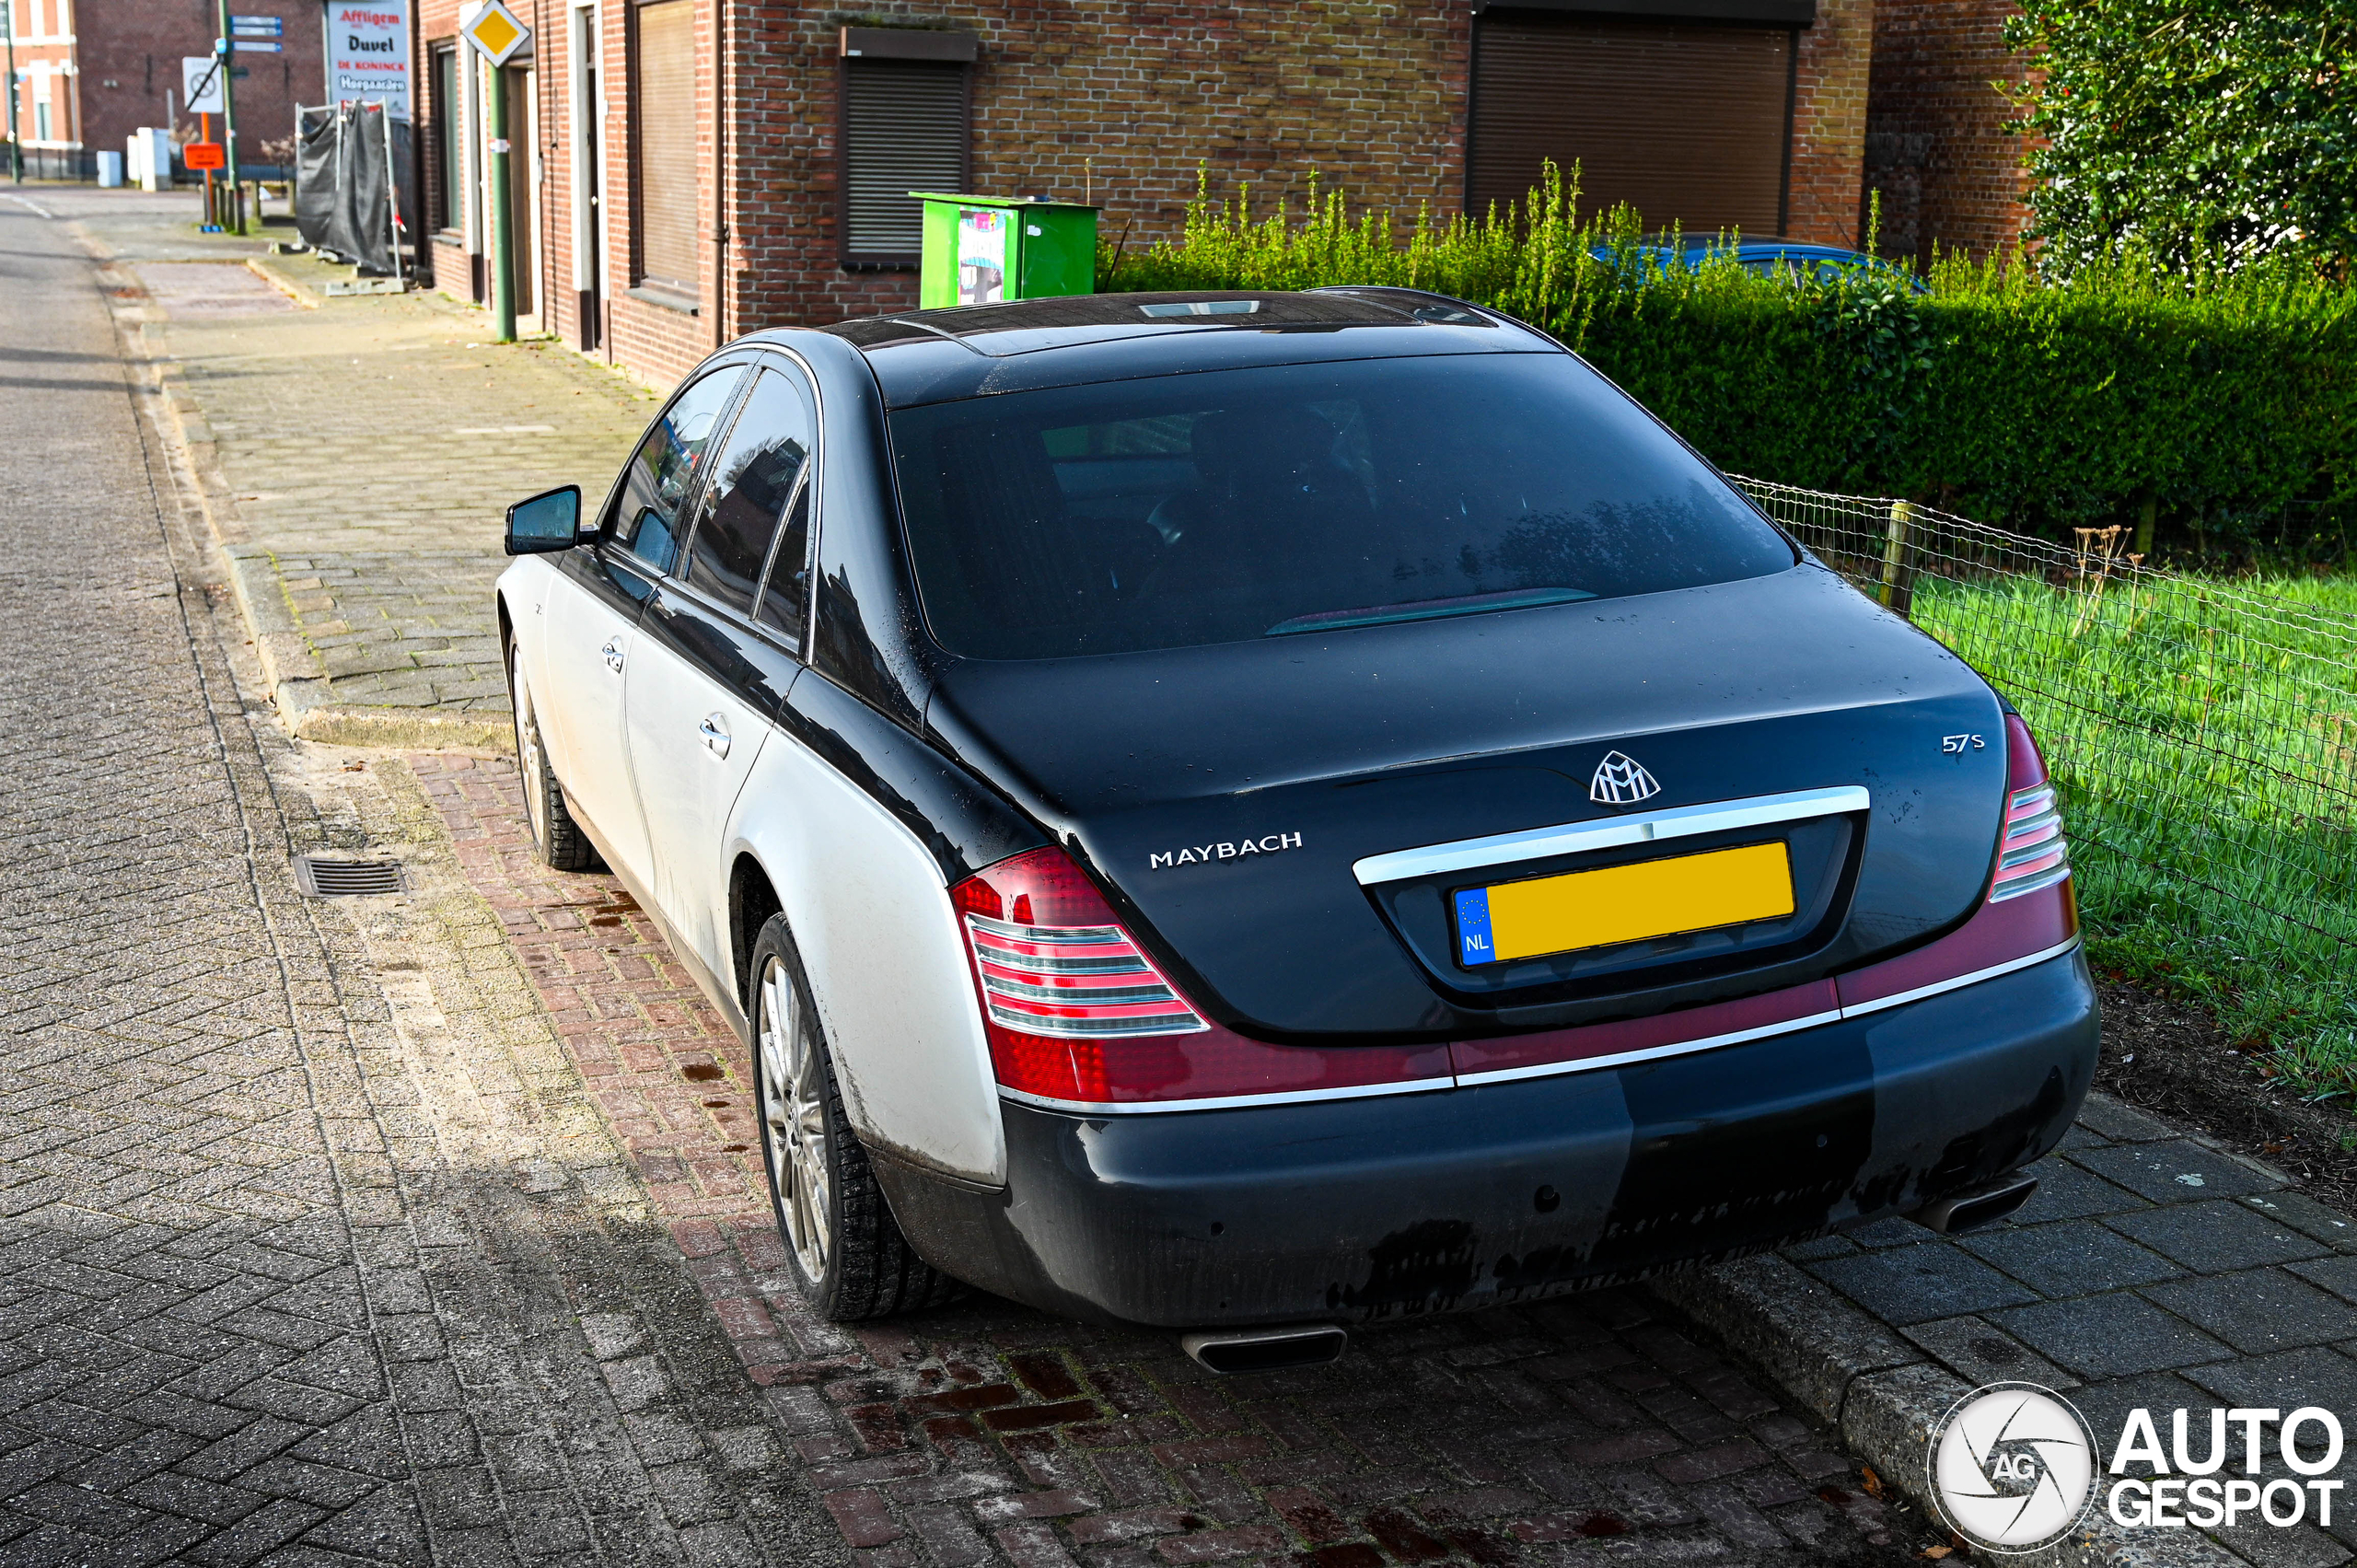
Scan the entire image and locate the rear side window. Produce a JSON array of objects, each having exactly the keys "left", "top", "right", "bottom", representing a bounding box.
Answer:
[
  {"left": 611, "top": 366, "right": 743, "bottom": 575},
  {"left": 890, "top": 353, "right": 1795, "bottom": 659},
  {"left": 683, "top": 365, "right": 816, "bottom": 625}
]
